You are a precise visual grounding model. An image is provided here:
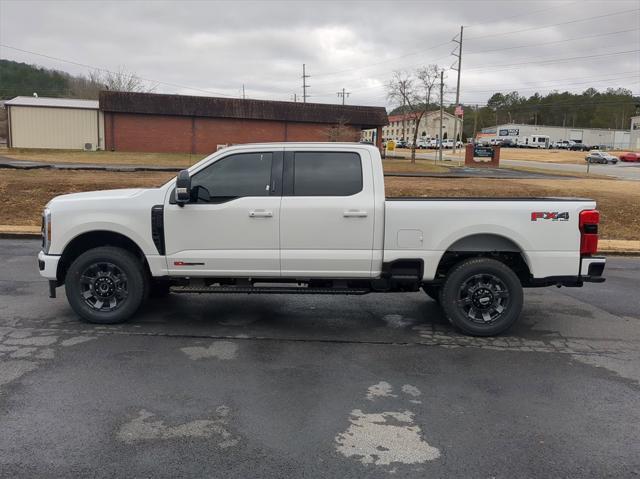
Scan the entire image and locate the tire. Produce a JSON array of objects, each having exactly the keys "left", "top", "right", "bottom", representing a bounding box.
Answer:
[
  {"left": 422, "top": 284, "right": 441, "bottom": 303},
  {"left": 440, "top": 258, "right": 523, "bottom": 336},
  {"left": 65, "top": 246, "right": 147, "bottom": 324},
  {"left": 149, "top": 280, "right": 172, "bottom": 298}
]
